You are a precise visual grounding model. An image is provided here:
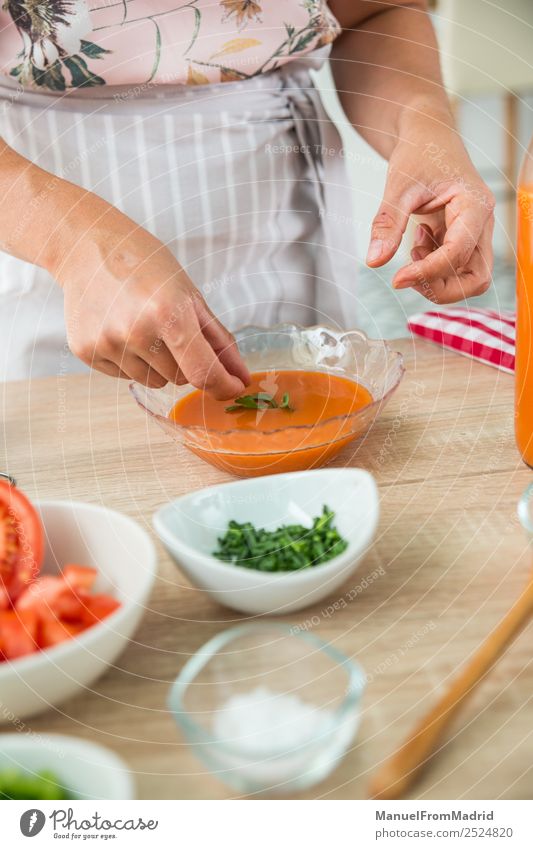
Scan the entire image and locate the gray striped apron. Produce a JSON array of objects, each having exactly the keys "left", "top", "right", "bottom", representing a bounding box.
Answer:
[{"left": 0, "top": 51, "right": 358, "bottom": 381}]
